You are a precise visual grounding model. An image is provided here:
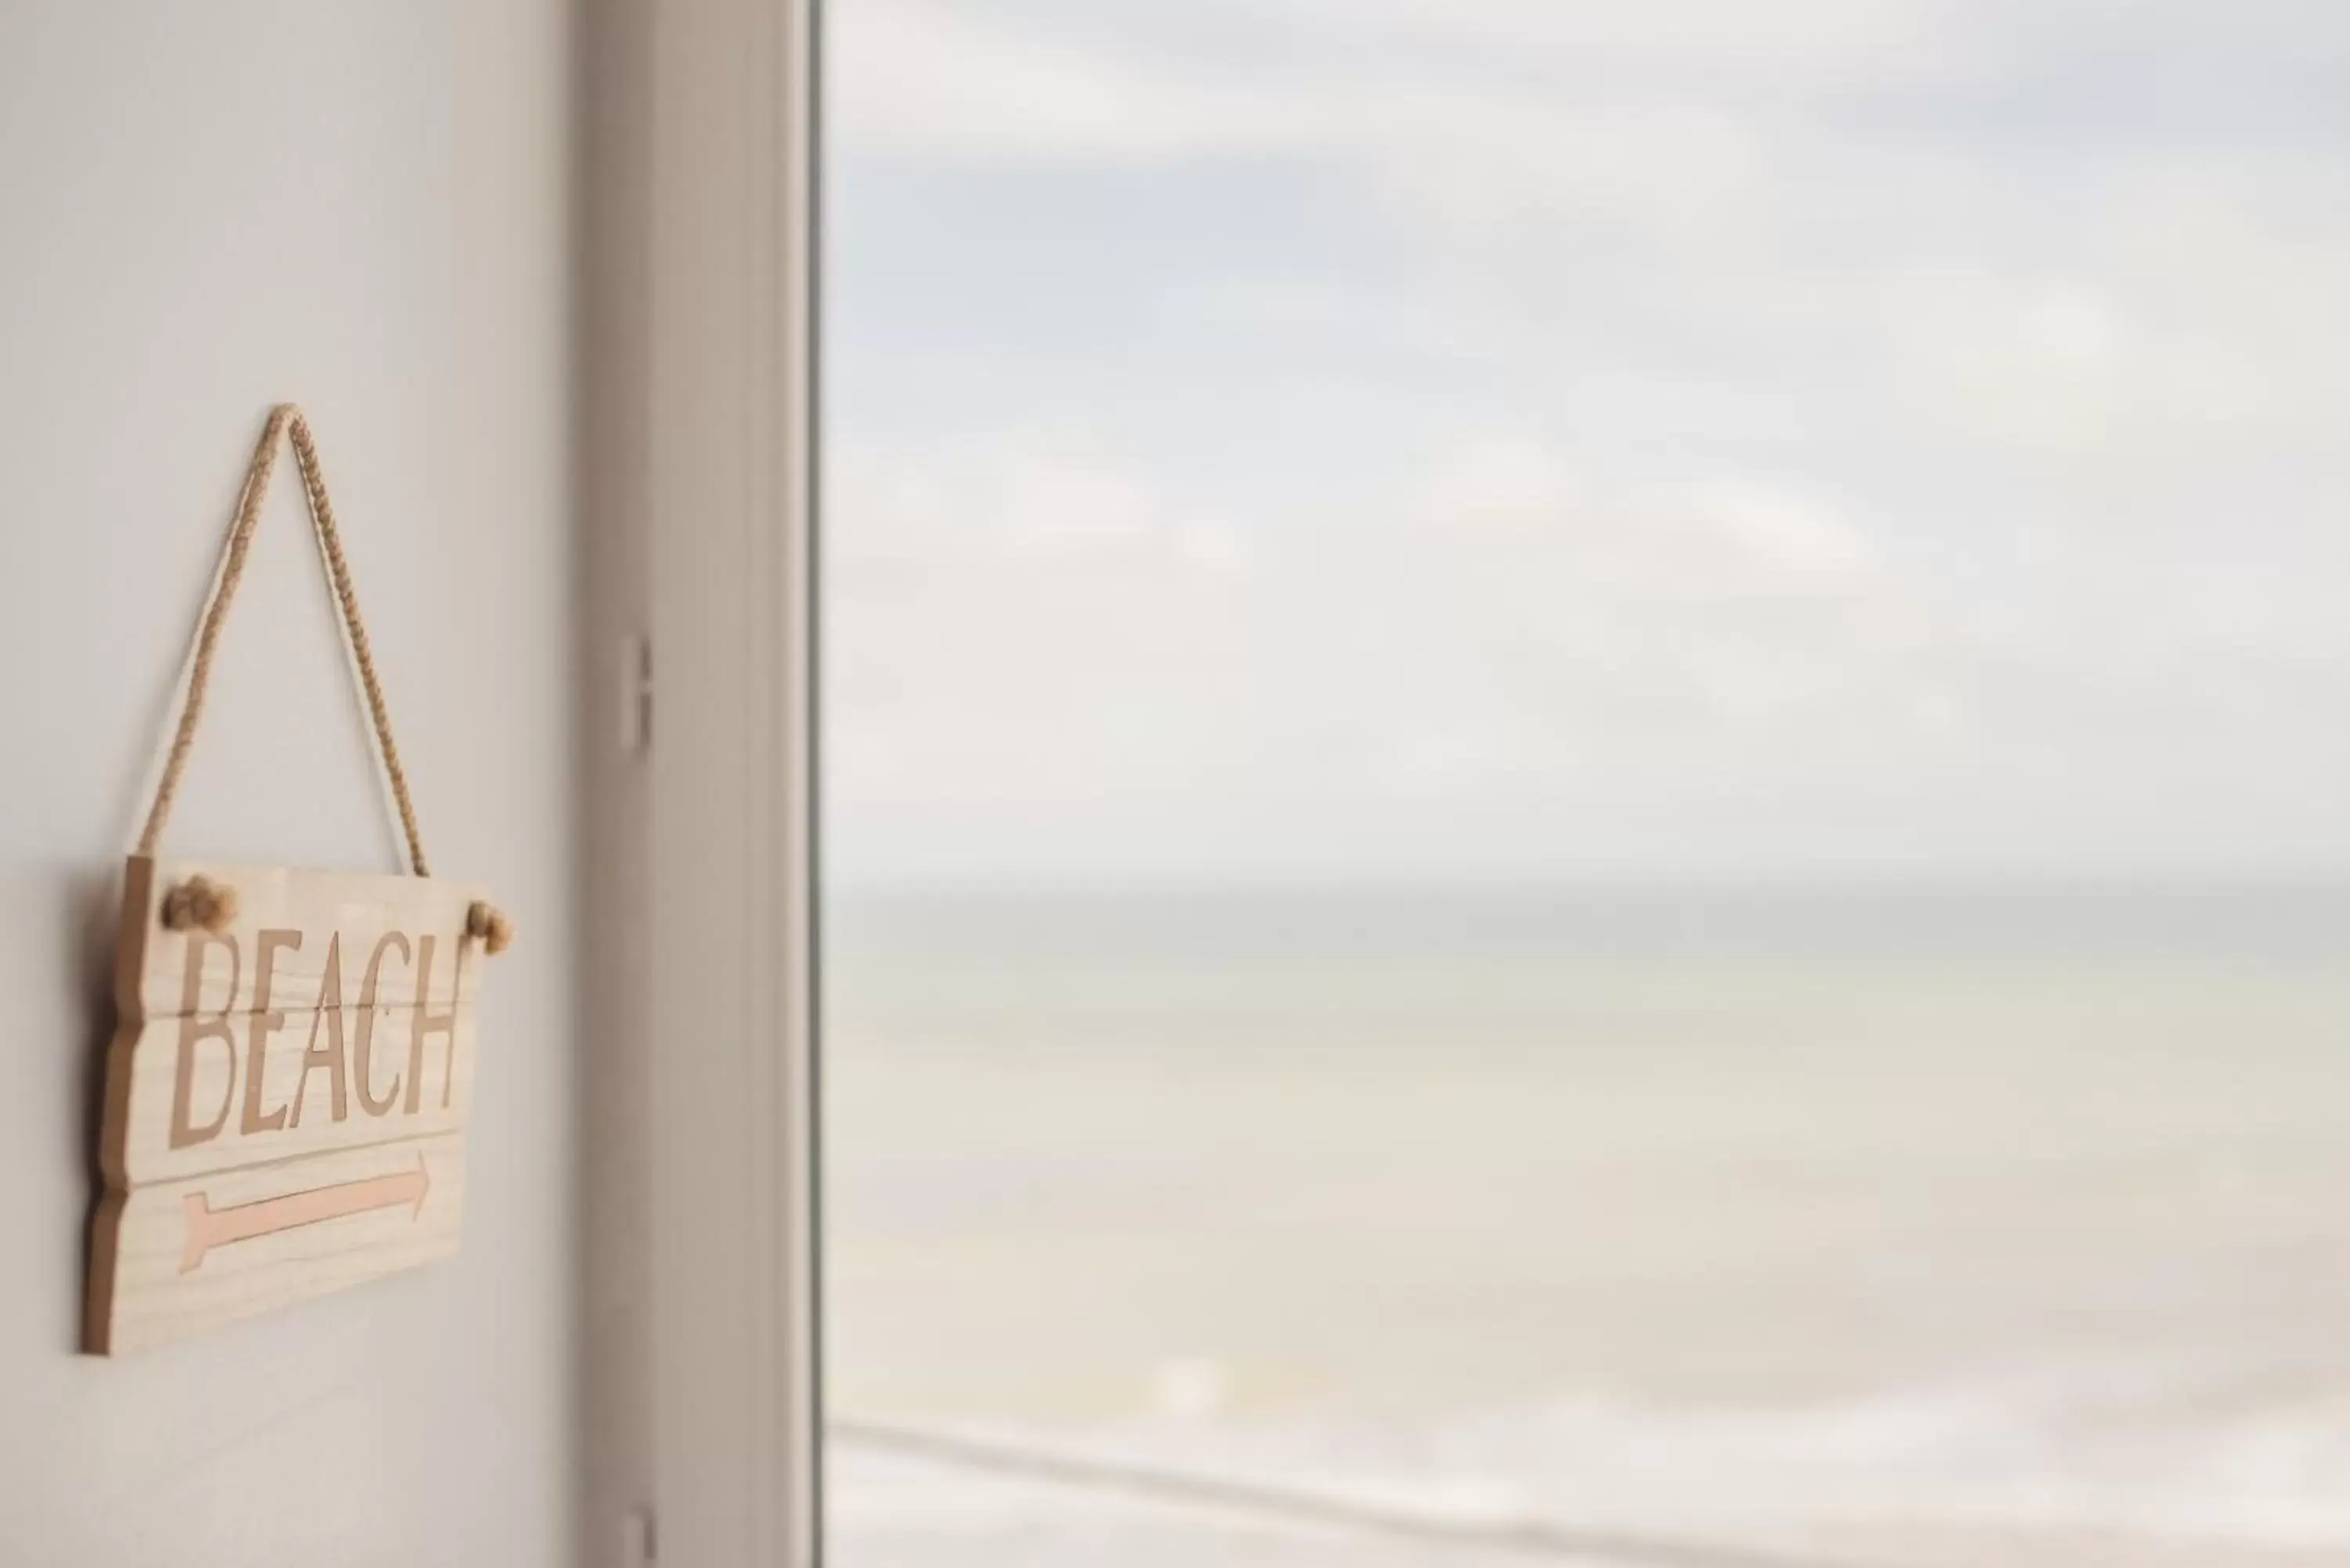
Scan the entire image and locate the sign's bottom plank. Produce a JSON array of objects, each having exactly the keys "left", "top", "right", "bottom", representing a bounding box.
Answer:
[{"left": 87, "top": 1132, "right": 467, "bottom": 1355}]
